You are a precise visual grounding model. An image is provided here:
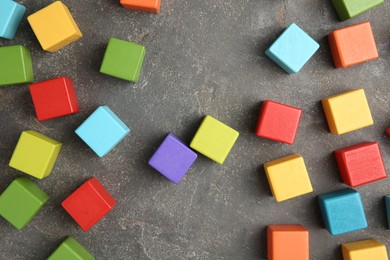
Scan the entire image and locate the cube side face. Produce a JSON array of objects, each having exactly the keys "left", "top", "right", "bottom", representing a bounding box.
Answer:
[
  {"left": 48, "top": 237, "right": 94, "bottom": 260},
  {"left": 0, "top": 45, "right": 34, "bottom": 86},
  {"left": 0, "top": 1, "right": 26, "bottom": 39},
  {"left": 342, "top": 239, "right": 388, "bottom": 260},
  {"left": 328, "top": 32, "right": 343, "bottom": 68},
  {"left": 343, "top": 0, "right": 384, "bottom": 19},
  {"left": 331, "top": 0, "right": 351, "bottom": 21},
  {"left": 385, "top": 195, "right": 390, "bottom": 229},
  {"left": 120, "top": 0, "right": 161, "bottom": 13}
]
